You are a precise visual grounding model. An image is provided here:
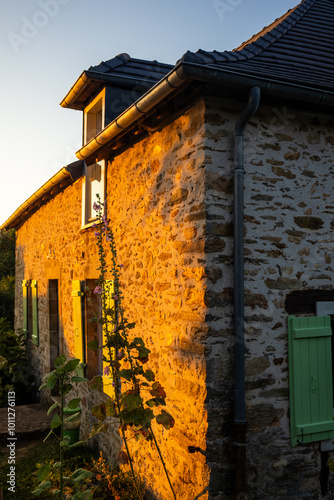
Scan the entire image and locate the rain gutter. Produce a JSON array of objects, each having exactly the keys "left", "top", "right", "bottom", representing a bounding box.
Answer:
[
  {"left": 60, "top": 70, "right": 170, "bottom": 110},
  {"left": 0, "top": 160, "right": 84, "bottom": 230},
  {"left": 75, "top": 60, "right": 334, "bottom": 162}
]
